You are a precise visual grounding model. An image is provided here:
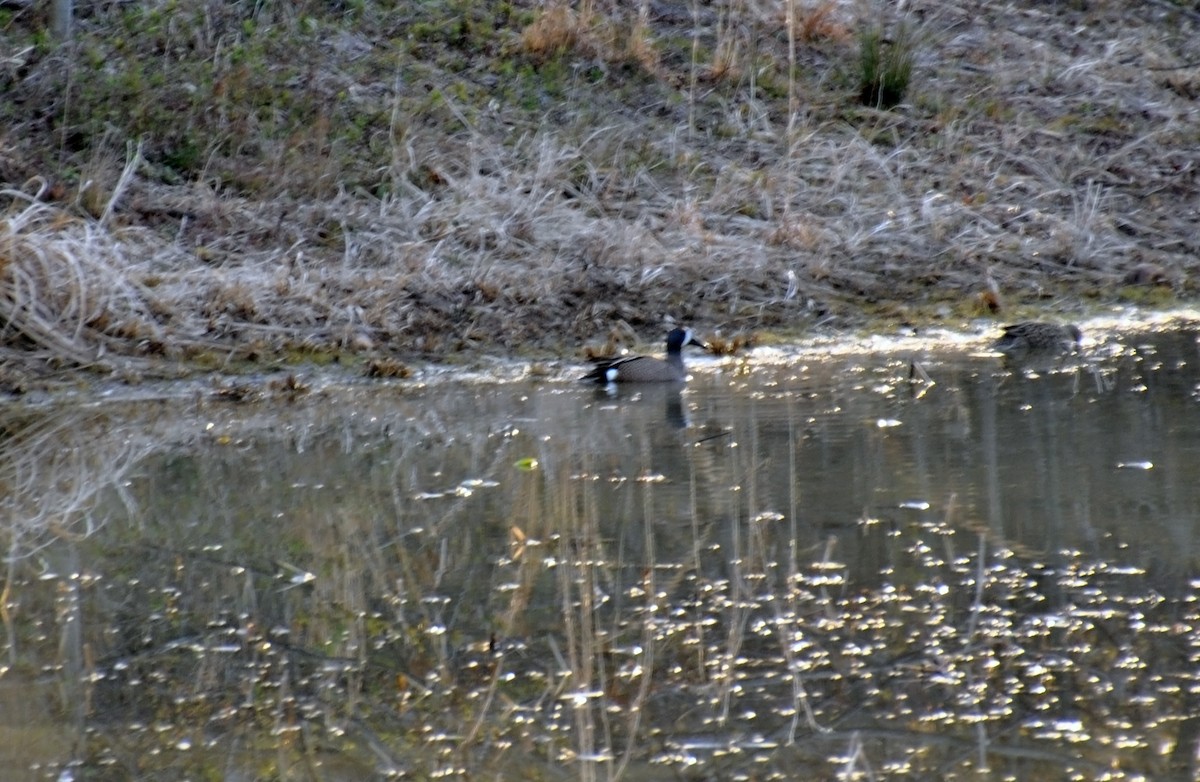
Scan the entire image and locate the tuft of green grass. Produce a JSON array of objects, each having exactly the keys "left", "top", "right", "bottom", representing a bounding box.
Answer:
[{"left": 858, "top": 25, "right": 915, "bottom": 110}]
